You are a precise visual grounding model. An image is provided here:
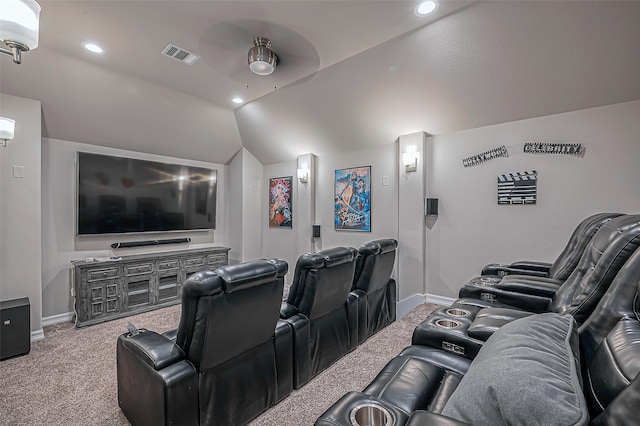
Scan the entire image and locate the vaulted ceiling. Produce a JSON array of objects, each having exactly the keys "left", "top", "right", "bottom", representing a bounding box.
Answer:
[{"left": 1, "top": 1, "right": 639, "bottom": 165}]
